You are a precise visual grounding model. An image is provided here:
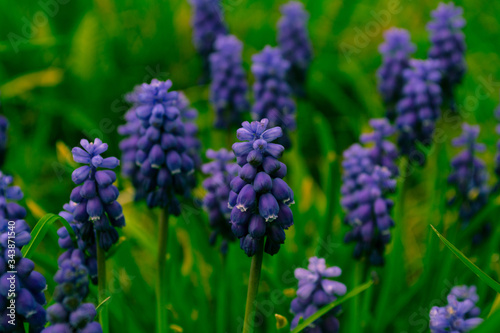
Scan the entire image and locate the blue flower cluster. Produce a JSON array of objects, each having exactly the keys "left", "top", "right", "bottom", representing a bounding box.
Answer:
[
  {"left": 360, "top": 118, "right": 399, "bottom": 177},
  {"left": 210, "top": 35, "right": 249, "bottom": 129},
  {"left": 429, "top": 285, "right": 482, "bottom": 333},
  {"left": 0, "top": 172, "right": 27, "bottom": 221},
  {"left": 448, "top": 123, "right": 489, "bottom": 224},
  {"left": 43, "top": 253, "right": 102, "bottom": 333},
  {"left": 0, "top": 219, "right": 47, "bottom": 332},
  {"left": 427, "top": 2, "right": 466, "bottom": 109},
  {"left": 230, "top": 119, "right": 294, "bottom": 256},
  {"left": 202, "top": 148, "right": 239, "bottom": 254},
  {"left": 377, "top": 28, "right": 416, "bottom": 120},
  {"left": 341, "top": 144, "right": 396, "bottom": 266},
  {"left": 395, "top": 59, "right": 442, "bottom": 163},
  {"left": 130, "top": 79, "right": 195, "bottom": 213},
  {"left": 251, "top": 46, "right": 296, "bottom": 149},
  {"left": 70, "top": 139, "right": 124, "bottom": 251},
  {"left": 277, "top": 1, "right": 313, "bottom": 95},
  {"left": 290, "top": 257, "right": 347, "bottom": 333}
]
